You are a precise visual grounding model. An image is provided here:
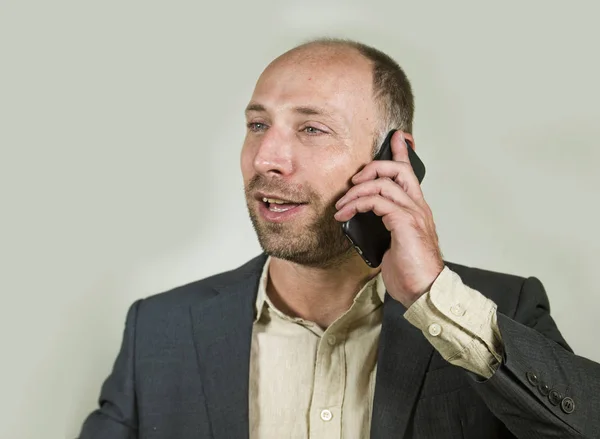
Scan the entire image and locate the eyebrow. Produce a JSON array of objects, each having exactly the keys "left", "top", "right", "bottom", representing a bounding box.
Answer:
[
  {"left": 245, "top": 103, "right": 267, "bottom": 114},
  {"left": 244, "top": 102, "right": 336, "bottom": 119}
]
